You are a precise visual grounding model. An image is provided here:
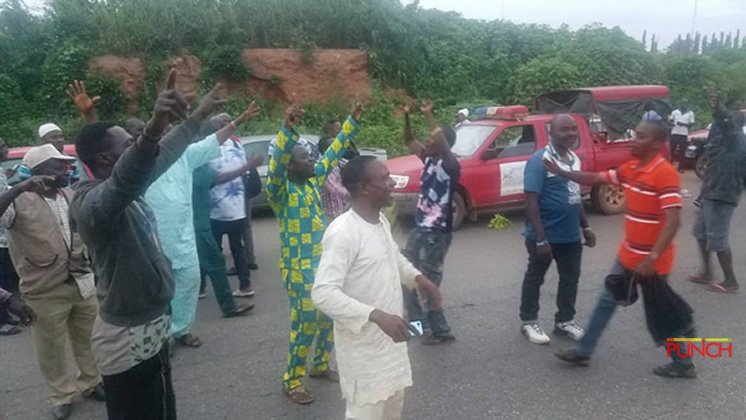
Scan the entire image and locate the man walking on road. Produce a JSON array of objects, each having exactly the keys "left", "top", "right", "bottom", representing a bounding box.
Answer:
[
  {"left": 313, "top": 156, "right": 442, "bottom": 420},
  {"left": 689, "top": 92, "right": 745, "bottom": 293},
  {"left": 520, "top": 114, "right": 595, "bottom": 345},
  {"left": 549, "top": 120, "right": 698, "bottom": 378},
  {"left": 668, "top": 100, "right": 694, "bottom": 171},
  {"left": 267, "top": 103, "right": 363, "bottom": 404},
  {"left": 0, "top": 145, "right": 104, "bottom": 420},
  {"left": 208, "top": 113, "right": 256, "bottom": 298},
  {"left": 193, "top": 120, "right": 262, "bottom": 317},
  {"left": 401, "top": 101, "right": 460, "bottom": 345}
]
